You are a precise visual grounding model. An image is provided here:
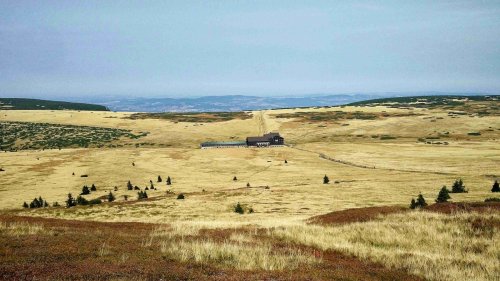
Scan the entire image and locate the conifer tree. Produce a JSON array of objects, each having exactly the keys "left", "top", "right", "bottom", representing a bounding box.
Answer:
[
  {"left": 158, "top": 175, "right": 162, "bottom": 182},
  {"left": 76, "top": 196, "right": 89, "bottom": 205},
  {"left": 91, "top": 184, "right": 97, "bottom": 191},
  {"left": 66, "top": 193, "right": 76, "bottom": 208},
  {"left": 108, "top": 191, "right": 115, "bottom": 202},
  {"left": 492, "top": 180, "right": 500, "bottom": 192},
  {"left": 246, "top": 182, "right": 250, "bottom": 188},
  {"left": 234, "top": 202, "right": 244, "bottom": 214},
  {"left": 323, "top": 175, "right": 330, "bottom": 184},
  {"left": 81, "top": 185, "right": 90, "bottom": 195},
  {"left": 409, "top": 198, "right": 417, "bottom": 209},
  {"left": 285, "top": 159, "right": 288, "bottom": 164},
  {"left": 127, "top": 180, "right": 133, "bottom": 190},
  {"left": 416, "top": 193, "right": 427, "bottom": 207},
  {"left": 451, "top": 179, "right": 467, "bottom": 193},
  {"left": 166, "top": 176, "right": 171, "bottom": 185},
  {"left": 436, "top": 186, "right": 451, "bottom": 203},
  {"left": 233, "top": 176, "right": 237, "bottom": 181},
  {"left": 23, "top": 202, "right": 29, "bottom": 208}
]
